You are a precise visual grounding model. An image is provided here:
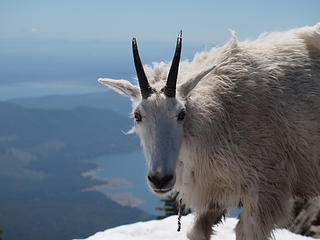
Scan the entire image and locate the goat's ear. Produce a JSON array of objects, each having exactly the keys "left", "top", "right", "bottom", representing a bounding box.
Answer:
[
  {"left": 178, "top": 65, "right": 216, "bottom": 98},
  {"left": 98, "top": 78, "right": 140, "bottom": 101}
]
